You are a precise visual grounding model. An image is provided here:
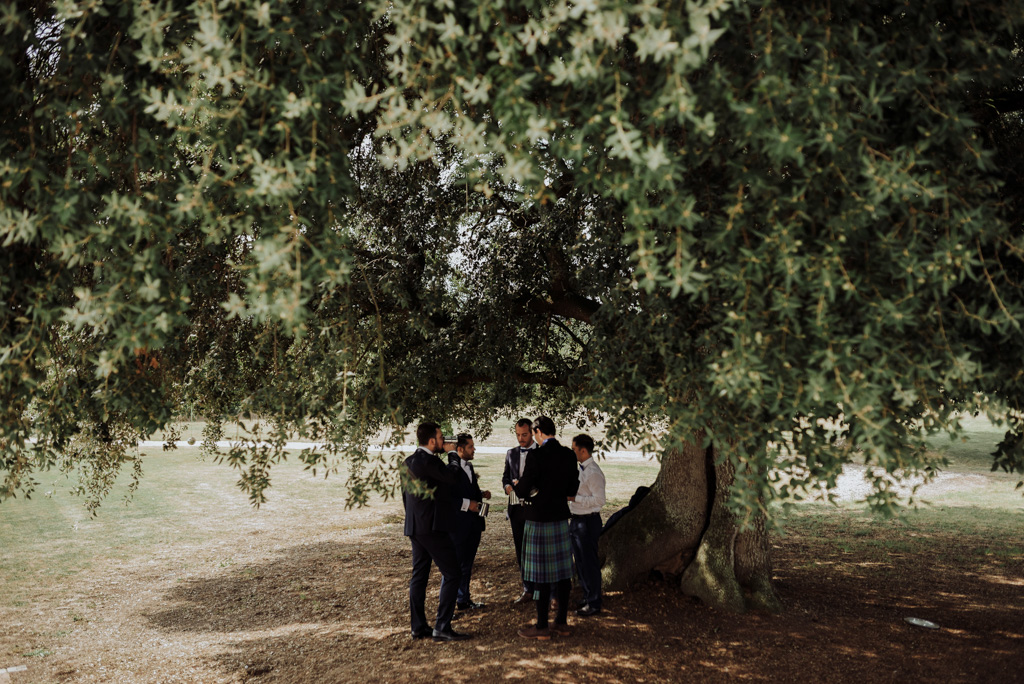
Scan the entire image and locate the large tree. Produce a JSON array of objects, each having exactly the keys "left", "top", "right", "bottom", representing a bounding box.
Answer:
[{"left": 3, "top": 0, "right": 1024, "bottom": 611}]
